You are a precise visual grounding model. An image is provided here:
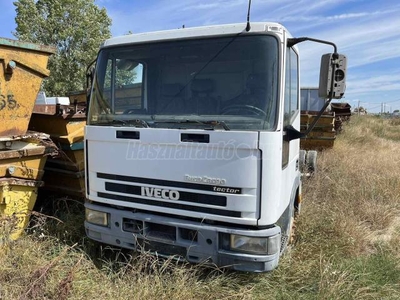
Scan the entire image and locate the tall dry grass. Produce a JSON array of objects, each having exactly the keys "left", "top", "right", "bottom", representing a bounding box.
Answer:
[{"left": 1, "top": 115, "right": 399, "bottom": 299}]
